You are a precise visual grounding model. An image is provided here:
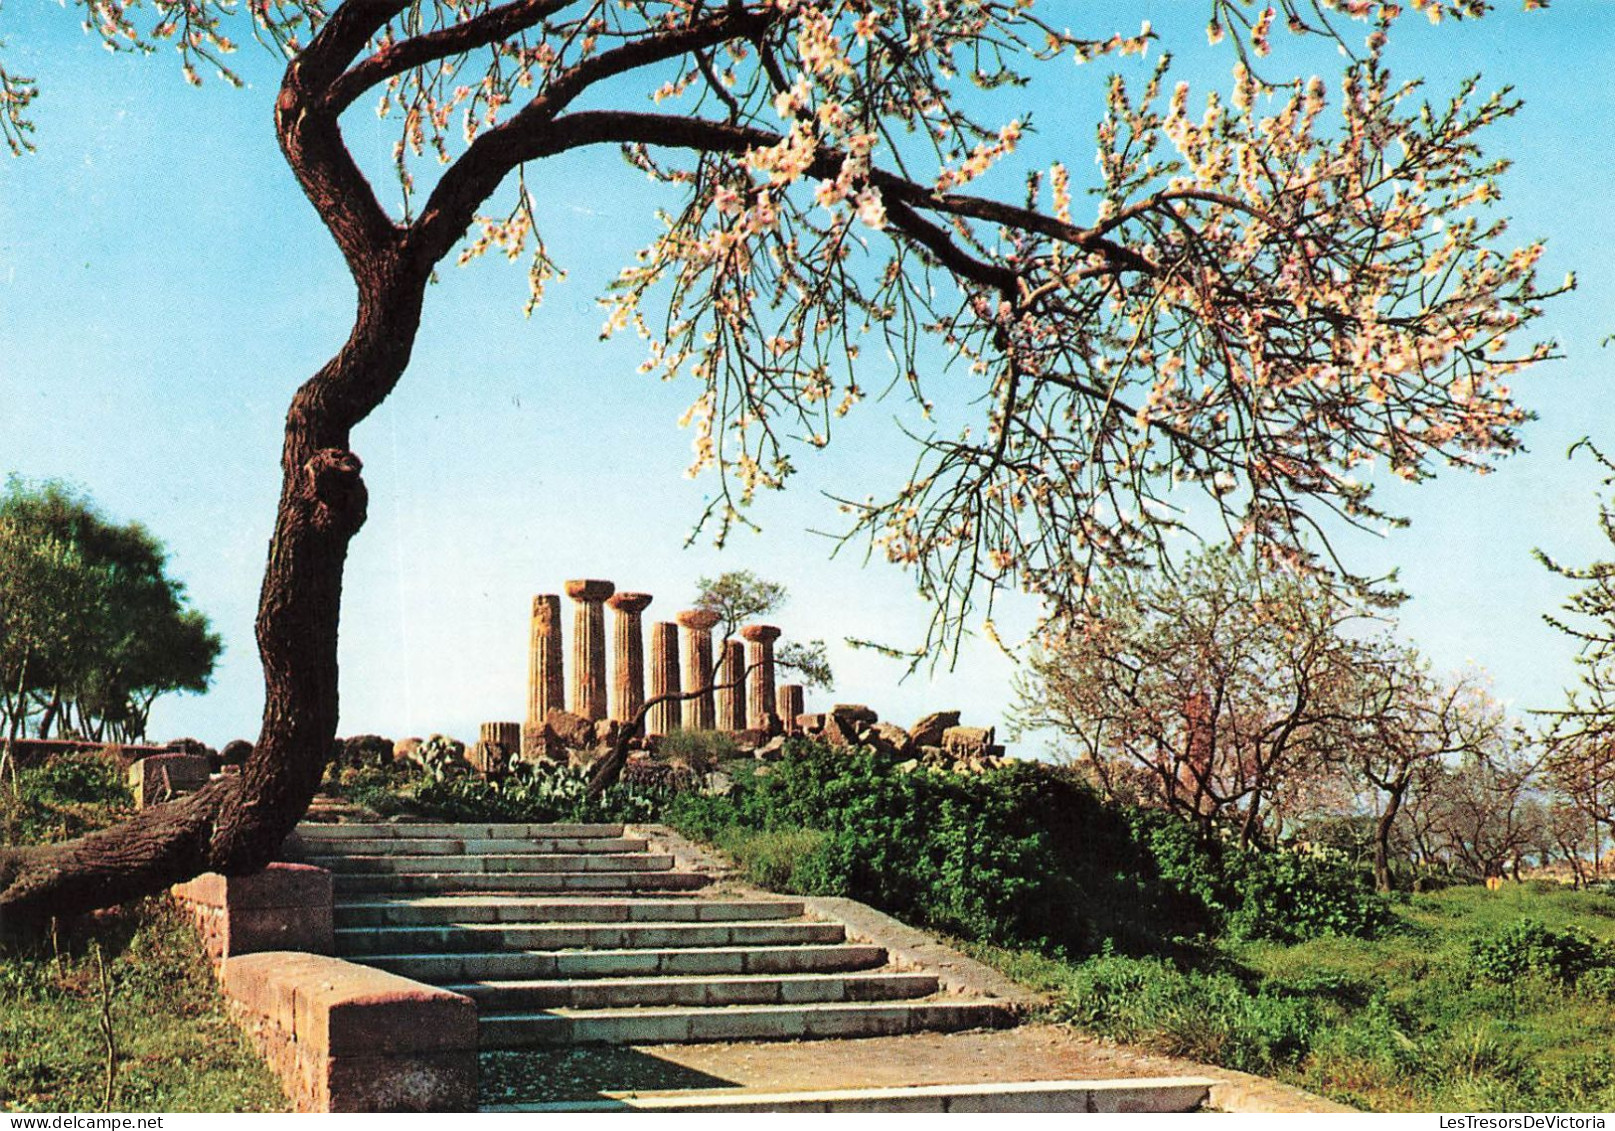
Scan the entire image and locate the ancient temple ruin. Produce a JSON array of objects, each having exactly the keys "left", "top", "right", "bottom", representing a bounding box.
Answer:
[{"left": 505, "top": 579, "right": 808, "bottom": 760}]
